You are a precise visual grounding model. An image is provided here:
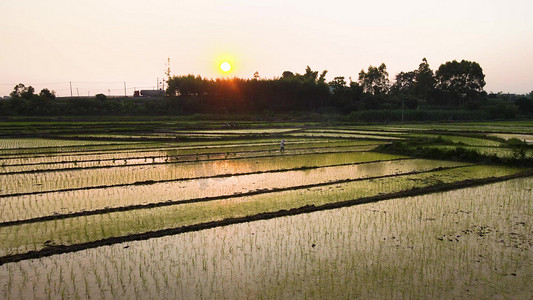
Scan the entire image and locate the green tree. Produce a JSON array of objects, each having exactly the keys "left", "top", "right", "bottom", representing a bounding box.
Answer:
[
  {"left": 281, "top": 71, "right": 295, "bottom": 79},
  {"left": 328, "top": 76, "right": 350, "bottom": 109},
  {"left": 414, "top": 58, "right": 435, "bottom": 100},
  {"left": 435, "top": 59, "right": 486, "bottom": 106},
  {"left": 515, "top": 97, "right": 533, "bottom": 113},
  {"left": 318, "top": 70, "right": 328, "bottom": 84},
  {"left": 391, "top": 71, "right": 416, "bottom": 97},
  {"left": 301, "top": 66, "right": 318, "bottom": 82},
  {"left": 166, "top": 75, "right": 206, "bottom": 96},
  {"left": 39, "top": 88, "right": 56, "bottom": 99},
  {"left": 10, "top": 83, "right": 35, "bottom": 100},
  {"left": 328, "top": 76, "right": 346, "bottom": 89},
  {"left": 349, "top": 81, "right": 363, "bottom": 97},
  {"left": 358, "top": 63, "right": 390, "bottom": 95},
  {"left": 10, "top": 83, "right": 25, "bottom": 98}
]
